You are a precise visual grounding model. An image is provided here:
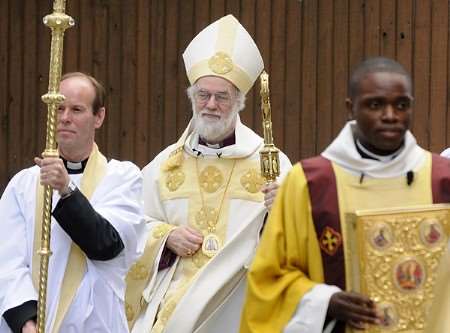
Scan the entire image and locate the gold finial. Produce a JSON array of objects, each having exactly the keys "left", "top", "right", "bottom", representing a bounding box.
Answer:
[{"left": 259, "top": 70, "right": 280, "bottom": 183}]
